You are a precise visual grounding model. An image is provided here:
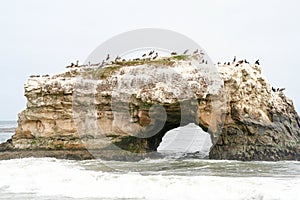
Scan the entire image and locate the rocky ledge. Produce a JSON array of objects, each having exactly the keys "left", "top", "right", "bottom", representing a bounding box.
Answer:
[{"left": 1, "top": 54, "right": 300, "bottom": 161}]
